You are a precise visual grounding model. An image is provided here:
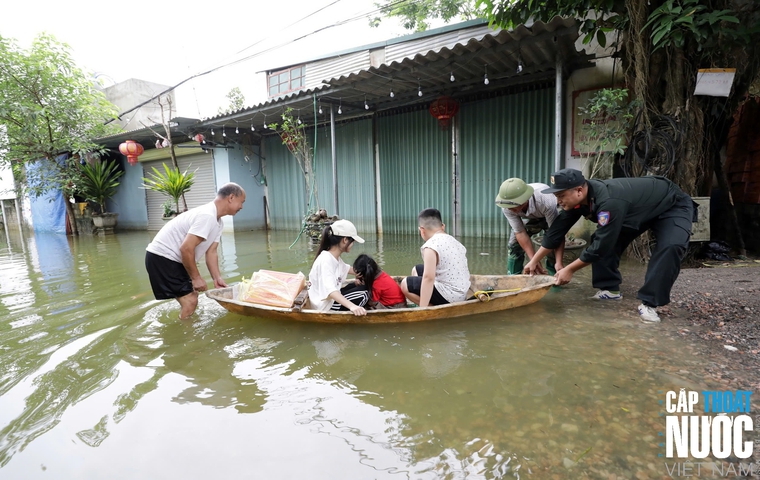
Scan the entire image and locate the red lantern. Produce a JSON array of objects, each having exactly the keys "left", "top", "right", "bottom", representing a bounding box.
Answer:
[
  {"left": 119, "top": 140, "right": 144, "bottom": 166},
  {"left": 429, "top": 96, "right": 460, "bottom": 130},
  {"left": 193, "top": 133, "right": 205, "bottom": 143}
]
